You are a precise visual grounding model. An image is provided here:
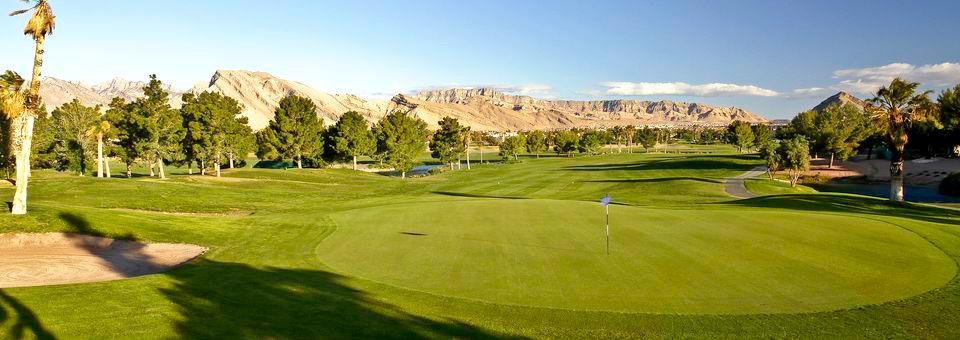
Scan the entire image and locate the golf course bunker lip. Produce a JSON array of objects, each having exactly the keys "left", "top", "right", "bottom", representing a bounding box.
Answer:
[
  {"left": 0, "top": 233, "right": 206, "bottom": 288},
  {"left": 318, "top": 199, "right": 957, "bottom": 315}
]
